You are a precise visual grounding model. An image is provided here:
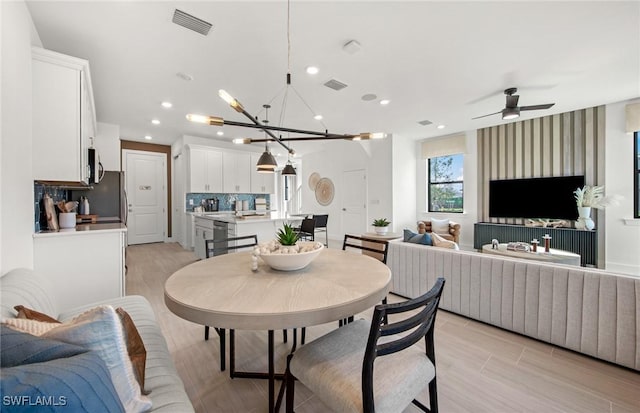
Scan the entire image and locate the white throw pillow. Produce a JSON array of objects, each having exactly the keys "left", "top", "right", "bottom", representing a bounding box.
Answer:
[
  {"left": 431, "top": 233, "right": 459, "bottom": 250},
  {"left": 430, "top": 218, "right": 450, "bottom": 235}
]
